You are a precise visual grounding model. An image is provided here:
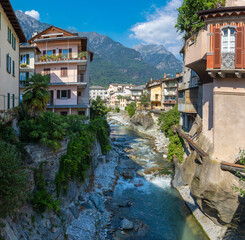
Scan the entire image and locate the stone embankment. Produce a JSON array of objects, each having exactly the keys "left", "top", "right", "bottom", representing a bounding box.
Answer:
[
  {"left": 0, "top": 138, "right": 121, "bottom": 240},
  {"left": 109, "top": 112, "right": 169, "bottom": 156}
]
